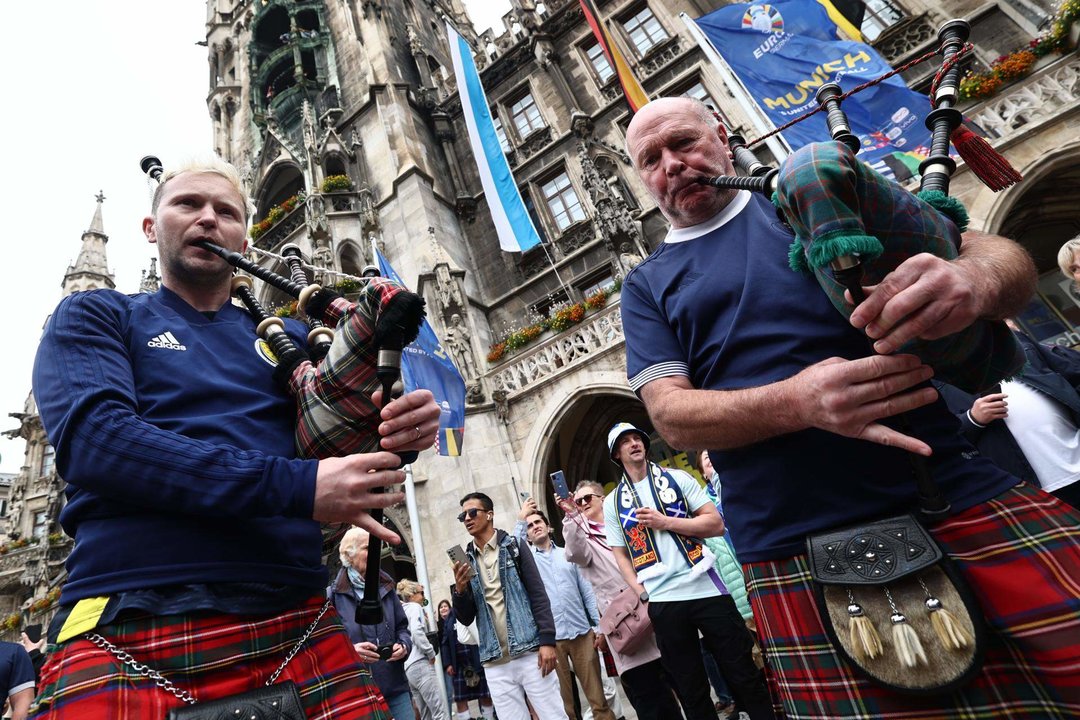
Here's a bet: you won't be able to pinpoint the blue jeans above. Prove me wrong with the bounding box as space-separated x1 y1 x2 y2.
385 690 417 720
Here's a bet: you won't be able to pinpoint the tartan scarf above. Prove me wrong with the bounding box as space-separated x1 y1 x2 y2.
617 463 708 580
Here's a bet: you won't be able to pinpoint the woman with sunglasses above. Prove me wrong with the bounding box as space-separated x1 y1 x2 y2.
558 482 684 720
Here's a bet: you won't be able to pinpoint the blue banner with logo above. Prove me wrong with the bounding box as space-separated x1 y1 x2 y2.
696 1 934 181
375 249 467 456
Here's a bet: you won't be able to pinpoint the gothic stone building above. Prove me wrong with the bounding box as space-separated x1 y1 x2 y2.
3 0 1077 618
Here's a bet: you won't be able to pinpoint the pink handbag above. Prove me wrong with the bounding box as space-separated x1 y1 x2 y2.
598 585 652 654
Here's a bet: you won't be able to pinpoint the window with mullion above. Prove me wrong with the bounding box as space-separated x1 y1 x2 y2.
509 92 545 138
585 41 615 84
541 172 586 232
861 0 904 41
492 111 511 153
623 6 668 57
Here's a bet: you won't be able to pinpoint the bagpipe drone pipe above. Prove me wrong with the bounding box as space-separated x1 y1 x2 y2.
698 19 1025 396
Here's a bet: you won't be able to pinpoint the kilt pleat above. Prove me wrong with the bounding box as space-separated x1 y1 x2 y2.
745 483 1080 719
31 595 390 720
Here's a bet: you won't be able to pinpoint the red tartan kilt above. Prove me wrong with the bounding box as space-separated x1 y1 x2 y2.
31 596 389 720
745 483 1080 719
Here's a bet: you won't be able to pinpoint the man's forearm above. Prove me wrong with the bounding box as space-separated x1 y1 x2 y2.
956 230 1036 320
667 507 725 538
643 379 804 451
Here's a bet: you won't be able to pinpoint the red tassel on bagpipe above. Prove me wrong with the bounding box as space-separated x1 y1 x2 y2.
950 125 1023 191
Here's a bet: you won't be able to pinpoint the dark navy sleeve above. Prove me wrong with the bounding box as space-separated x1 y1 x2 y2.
32 291 317 519
621 269 689 394
5 645 35 698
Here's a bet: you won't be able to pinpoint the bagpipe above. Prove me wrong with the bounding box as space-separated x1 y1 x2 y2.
698 19 1024 396
141 156 426 623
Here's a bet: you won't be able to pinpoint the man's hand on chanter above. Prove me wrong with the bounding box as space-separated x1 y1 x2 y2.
787 353 938 456
313 452 405 542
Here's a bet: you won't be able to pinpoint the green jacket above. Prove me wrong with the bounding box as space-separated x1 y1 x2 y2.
706 535 752 620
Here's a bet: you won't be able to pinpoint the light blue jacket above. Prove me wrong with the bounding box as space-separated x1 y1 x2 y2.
451 529 556 664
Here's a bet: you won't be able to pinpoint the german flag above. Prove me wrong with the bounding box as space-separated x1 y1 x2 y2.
579 0 649 113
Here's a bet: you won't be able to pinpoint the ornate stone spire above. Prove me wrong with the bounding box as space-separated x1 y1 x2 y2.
63 192 116 296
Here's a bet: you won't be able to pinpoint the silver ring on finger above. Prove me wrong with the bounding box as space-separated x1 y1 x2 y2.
414 425 422 441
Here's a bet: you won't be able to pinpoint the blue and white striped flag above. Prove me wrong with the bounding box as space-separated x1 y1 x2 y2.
447 22 542 253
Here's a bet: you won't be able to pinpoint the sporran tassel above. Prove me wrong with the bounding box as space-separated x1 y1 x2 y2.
846 589 883 661
885 587 927 668
921 578 973 650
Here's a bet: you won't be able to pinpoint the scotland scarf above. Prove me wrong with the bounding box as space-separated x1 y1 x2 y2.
617 463 714 580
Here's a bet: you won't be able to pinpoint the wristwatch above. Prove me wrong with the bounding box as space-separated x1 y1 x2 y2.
639 590 649 603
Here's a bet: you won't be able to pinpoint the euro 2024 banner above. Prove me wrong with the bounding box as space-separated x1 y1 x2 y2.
696 1 934 181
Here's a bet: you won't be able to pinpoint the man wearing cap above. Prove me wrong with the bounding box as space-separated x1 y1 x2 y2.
602 423 772 720
0 640 35 720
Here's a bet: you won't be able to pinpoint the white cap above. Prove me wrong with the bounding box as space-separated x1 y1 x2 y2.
606 422 650 464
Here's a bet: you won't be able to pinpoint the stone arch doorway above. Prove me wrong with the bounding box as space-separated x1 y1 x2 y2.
989 143 1080 273
984 144 1080 345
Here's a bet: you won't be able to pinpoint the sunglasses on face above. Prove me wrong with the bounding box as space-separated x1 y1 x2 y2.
575 493 601 506
457 508 487 523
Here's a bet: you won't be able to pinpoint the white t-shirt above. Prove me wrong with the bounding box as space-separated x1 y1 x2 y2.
1002 379 1080 492
603 465 720 603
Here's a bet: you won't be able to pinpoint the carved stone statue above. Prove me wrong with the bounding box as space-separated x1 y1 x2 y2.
434 264 465 313
306 193 330 241
619 242 643 272
444 314 477 380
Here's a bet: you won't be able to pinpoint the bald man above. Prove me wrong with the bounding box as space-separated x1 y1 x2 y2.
618 96 1080 719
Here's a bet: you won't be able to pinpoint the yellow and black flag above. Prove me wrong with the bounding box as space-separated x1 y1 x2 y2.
579 0 649 113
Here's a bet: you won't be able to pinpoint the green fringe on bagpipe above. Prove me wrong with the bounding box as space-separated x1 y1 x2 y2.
917 190 970 233
789 239 811 273
807 232 884 270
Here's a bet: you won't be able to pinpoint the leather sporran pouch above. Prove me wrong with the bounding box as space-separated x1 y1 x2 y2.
166 681 304 720
806 513 985 695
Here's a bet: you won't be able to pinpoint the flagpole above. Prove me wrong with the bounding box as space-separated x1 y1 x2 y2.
680 13 792 162
538 240 571 296
403 465 451 710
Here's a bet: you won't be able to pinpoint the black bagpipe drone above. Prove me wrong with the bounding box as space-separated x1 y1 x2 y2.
697 18 1024 398
142 156 425 624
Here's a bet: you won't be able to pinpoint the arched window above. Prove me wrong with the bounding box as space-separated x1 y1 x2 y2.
339 242 365 278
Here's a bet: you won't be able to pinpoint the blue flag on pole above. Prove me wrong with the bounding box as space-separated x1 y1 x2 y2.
447 22 543 253
696 2 935 180
375 249 467 456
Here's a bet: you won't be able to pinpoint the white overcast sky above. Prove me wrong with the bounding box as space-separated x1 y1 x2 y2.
0 1 510 473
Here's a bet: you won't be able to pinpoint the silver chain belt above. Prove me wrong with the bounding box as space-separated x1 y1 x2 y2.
85 598 333 706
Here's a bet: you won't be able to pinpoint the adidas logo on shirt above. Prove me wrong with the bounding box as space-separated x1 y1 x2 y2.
147 331 187 351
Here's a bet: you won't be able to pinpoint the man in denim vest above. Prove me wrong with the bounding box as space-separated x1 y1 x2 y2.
450 492 568 720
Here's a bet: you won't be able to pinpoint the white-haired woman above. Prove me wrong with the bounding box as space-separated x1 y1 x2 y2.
331 527 416 720
397 580 449 720
1058 235 1080 285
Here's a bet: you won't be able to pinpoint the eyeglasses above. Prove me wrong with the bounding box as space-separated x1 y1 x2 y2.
457 508 486 522
574 493 601 506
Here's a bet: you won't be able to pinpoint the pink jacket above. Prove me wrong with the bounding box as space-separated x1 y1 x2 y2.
562 511 662 673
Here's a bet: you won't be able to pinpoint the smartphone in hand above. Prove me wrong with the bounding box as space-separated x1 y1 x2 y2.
520 491 531 501
550 470 570 499
447 544 474 578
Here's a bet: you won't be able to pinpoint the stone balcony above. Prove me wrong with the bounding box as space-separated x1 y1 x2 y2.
488 300 624 400
252 198 308 251
964 53 1080 143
